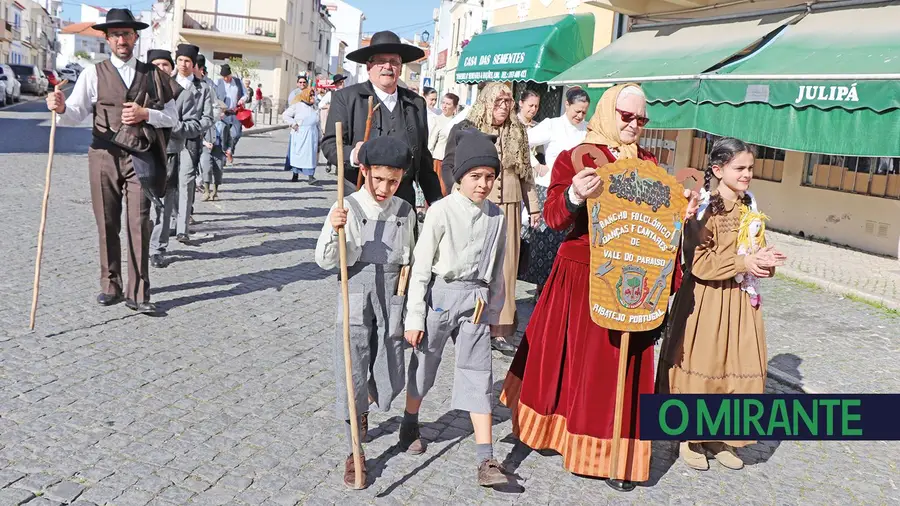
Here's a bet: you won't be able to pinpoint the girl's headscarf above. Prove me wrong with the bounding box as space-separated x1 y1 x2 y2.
465 82 531 181
583 83 644 160
292 87 315 106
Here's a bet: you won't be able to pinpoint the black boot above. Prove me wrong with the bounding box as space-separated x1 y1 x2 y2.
291 173 299 182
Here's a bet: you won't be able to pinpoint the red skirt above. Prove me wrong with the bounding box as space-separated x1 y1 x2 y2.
500 255 657 481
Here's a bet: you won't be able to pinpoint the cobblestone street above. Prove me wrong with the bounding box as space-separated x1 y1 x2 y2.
0 114 898 505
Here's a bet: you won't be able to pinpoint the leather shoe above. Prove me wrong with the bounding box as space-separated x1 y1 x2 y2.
477 459 509 487
606 479 637 492
125 299 158 315
398 423 427 454
176 233 192 244
491 336 516 353
96 292 123 306
150 254 167 268
343 453 367 489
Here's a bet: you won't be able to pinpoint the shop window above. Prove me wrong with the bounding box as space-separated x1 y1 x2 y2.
690 132 784 182
512 81 562 124
804 154 900 199
642 129 677 175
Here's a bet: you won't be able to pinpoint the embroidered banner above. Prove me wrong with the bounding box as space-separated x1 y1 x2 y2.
583 152 687 332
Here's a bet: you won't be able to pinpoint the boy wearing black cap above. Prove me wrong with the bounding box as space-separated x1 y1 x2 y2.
147 48 203 267
314 136 417 489
401 129 509 487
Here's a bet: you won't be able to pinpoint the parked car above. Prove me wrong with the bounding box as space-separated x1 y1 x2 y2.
0 79 6 106
10 64 49 95
44 69 60 88
58 68 78 83
0 64 21 105
64 62 84 76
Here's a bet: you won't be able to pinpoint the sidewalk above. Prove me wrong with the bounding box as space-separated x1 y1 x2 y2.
768 230 900 310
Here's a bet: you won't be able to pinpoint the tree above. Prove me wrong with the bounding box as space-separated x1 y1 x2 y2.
227 57 260 82
74 50 90 60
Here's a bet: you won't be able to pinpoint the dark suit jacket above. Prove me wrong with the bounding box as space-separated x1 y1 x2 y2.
321 81 443 206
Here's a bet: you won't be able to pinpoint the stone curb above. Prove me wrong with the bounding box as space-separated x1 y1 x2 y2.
776 266 900 312
243 124 289 136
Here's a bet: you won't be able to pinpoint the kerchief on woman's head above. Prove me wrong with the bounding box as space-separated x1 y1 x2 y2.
292 87 315 105
583 83 643 159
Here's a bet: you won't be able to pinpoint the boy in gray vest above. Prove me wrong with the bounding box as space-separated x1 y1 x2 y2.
314 136 417 489
401 129 510 487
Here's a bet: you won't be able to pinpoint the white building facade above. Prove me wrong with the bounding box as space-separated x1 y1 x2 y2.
322 0 363 83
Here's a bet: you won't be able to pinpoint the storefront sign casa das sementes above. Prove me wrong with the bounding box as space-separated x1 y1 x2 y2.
458 51 529 81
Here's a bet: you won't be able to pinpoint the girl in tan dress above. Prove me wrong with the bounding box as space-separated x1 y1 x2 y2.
658 137 786 471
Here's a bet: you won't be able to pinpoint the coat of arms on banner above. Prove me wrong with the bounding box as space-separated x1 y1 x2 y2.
579 149 688 332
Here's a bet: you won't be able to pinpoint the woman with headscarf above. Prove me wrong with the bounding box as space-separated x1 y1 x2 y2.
500 84 698 492
442 82 540 353
282 88 320 183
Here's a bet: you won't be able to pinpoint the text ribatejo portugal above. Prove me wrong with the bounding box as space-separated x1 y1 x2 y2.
580 150 687 331
640 395 900 440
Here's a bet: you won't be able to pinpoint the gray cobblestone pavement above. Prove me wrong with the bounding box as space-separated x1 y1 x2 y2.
1 116 898 505
767 230 900 310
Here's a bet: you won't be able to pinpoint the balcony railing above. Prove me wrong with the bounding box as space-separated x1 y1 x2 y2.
182 10 278 40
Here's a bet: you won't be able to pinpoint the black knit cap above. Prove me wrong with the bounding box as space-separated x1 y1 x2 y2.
453 129 500 182
196 54 206 67
147 49 173 67
220 64 232 77
175 44 200 64
358 136 411 170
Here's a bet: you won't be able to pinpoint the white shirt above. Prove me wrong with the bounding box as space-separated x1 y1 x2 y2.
57 55 178 128
372 85 398 112
404 191 507 331
315 189 416 271
527 115 588 187
428 113 454 160
175 72 194 90
318 91 332 110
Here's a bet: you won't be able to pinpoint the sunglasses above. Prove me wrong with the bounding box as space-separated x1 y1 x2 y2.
616 108 650 127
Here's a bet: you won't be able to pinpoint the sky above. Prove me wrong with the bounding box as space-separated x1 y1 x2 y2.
60 0 439 40
60 0 156 22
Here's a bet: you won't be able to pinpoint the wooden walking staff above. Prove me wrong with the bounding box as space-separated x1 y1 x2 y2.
609 331 631 481
335 122 365 489
29 80 68 330
355 96 381 190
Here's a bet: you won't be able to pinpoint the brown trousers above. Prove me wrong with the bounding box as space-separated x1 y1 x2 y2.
88 146 152 303
491 201 521 338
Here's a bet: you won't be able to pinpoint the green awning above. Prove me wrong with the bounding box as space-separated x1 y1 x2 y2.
695 3 900 156
455 14 594 84
548 13 798 103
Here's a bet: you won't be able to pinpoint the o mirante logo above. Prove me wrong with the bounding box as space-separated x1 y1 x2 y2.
640 395 900 440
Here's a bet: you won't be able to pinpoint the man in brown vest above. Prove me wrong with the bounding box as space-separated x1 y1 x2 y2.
46 8 178 314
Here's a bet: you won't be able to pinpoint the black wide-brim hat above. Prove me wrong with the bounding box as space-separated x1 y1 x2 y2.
92 8 149 31
346 30 425 64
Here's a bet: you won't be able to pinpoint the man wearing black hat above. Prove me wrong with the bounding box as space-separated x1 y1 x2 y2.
193 54 221 190
321 30 443 208
46 8 178 314
215 63 247 164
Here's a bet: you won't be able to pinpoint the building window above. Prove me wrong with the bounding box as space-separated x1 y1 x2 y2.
213 51 242 61
690 132 785 183
287 1 294 25
99 42 105 53
318 33 322 51
804 154 900 199
642 129 678 175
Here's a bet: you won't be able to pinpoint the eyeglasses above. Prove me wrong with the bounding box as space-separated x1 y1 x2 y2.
369 57 402 68
493 98 512 107
616 108 650 127
107 31 135 41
